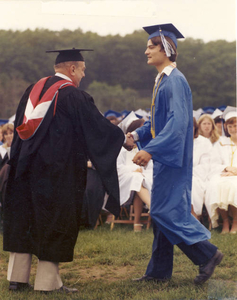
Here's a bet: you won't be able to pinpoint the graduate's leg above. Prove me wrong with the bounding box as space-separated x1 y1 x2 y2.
7 252 32 283
218 208 230 233
229 205 237 233
137 186 150 209
145 223 173 279
34 260 63 291
191 205 200 221
133 193 143 232
177 240 218 265
178 240 223 284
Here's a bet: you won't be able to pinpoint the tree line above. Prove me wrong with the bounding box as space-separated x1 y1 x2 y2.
0 28 235 119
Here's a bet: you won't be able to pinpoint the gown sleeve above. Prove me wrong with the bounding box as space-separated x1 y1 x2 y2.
135 120 152 148
69 90 125 216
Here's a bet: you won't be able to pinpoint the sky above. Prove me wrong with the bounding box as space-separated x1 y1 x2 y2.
0 0 236 43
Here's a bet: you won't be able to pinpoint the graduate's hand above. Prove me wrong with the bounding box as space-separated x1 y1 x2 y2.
123 133 135 151
224 166 237 176
221 171 235 177
133 167 143 173
132 150 152 167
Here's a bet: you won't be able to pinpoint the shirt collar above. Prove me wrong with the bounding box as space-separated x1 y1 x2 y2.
155 62 176 83
55 72 72 82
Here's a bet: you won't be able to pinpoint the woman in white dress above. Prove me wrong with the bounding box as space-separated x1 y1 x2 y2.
115 112 152 232
0 123 14 169
205 108 237 234
191 117 212 220
197 114 220 145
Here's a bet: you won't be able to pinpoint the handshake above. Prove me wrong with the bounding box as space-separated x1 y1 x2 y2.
123 133 152 167
123 133 135 151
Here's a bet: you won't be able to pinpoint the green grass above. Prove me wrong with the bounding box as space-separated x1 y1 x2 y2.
0 225 236 299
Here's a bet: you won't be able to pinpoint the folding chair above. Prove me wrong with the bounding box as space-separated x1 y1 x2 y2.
110 205 151 230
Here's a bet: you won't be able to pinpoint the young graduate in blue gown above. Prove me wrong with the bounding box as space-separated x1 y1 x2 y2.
129 23 223 284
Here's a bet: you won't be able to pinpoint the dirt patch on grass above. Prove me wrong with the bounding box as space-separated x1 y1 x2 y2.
61 265 137 282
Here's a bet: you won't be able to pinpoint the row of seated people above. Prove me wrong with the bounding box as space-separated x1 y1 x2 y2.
1 106 237 235
97 107 237 234
191 107 237 234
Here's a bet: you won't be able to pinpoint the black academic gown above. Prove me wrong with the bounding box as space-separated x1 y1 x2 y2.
3 76 124 262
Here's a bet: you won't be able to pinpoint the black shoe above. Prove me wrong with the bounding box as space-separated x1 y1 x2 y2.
194 250 224 285
133 275 169 282
9 281 33 291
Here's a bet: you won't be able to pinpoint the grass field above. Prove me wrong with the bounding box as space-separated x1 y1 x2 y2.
0 223 236 300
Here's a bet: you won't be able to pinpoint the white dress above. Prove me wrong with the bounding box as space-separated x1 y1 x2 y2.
205 136 237 227
117 147 153 206
0 145 7 160
192 135 212 216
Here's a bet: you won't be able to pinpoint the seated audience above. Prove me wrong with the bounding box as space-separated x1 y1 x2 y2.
205 106 237 234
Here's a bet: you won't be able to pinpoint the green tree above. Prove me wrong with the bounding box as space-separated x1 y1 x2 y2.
0 29 235 118
87 80 146 113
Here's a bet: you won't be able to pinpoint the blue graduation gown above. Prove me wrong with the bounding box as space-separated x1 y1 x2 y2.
136 68 210 245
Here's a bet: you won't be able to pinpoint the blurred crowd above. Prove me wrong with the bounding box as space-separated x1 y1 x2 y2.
1 104 237 234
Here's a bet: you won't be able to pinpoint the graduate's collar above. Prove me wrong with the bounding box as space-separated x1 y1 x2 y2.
55 72 72 82
155 62 176 83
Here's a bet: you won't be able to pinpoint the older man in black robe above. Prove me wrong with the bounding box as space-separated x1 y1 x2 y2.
3 48 130 293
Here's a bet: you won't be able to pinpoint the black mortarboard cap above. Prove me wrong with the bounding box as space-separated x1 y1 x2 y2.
46 48 93 64
143 23 184 48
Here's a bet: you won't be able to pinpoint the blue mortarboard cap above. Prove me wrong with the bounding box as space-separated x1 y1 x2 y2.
104 110 122 118
0 119 8 126
143 23 184 48
121 110 131 117
218 105 227 112
202 106 216 114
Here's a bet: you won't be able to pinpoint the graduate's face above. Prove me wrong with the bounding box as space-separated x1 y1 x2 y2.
199 118 212 136
226 119 237 138
4 129 13 146
72 61 86 87
215 122 223 136
145 40 166 68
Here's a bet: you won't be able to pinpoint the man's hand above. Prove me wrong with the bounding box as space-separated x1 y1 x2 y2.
123 133 135 151
132 150 152 167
